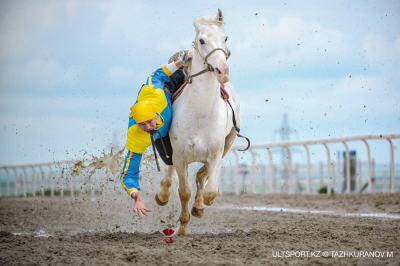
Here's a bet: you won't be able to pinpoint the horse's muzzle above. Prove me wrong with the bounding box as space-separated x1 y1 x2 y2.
215 67 230 84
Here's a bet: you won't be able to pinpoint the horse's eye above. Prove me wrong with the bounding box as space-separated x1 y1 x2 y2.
199 39 205 45
225 37 228 42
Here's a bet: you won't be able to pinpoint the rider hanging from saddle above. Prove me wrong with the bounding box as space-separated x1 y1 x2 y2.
120 51 188 218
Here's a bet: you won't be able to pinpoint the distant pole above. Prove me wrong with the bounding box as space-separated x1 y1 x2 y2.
273 113 297 193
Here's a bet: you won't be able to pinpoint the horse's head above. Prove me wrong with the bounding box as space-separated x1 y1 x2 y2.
193 9 230 84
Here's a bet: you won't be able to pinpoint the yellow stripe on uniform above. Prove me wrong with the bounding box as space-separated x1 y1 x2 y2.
121 151 138 194
128 187 138 194
148 70 155 86
162 65 172 76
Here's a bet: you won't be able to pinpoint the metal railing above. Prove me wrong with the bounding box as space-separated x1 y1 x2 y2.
219 158 400 194
227 133 400 194
0 160 82 198
0 133 399 197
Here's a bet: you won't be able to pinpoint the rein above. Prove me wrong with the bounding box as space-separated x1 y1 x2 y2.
183 65 213 84
183 47 230 84
150 129 169 172
220 84 251 152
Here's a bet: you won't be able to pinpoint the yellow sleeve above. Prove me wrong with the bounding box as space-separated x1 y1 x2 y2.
126 124 152 154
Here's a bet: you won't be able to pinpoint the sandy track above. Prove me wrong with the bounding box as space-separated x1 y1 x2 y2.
1 193 399 265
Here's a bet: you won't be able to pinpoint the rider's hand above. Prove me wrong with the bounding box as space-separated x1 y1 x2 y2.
174 60 184 68
131 192 151 219
186 50 193 61
177 50 186 62
177 50 193 64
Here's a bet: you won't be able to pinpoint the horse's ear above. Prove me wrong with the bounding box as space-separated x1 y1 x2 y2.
217 9 224 22
193 18 200 34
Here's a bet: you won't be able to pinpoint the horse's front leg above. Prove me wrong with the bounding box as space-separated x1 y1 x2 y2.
155 165 175 206
203 155 223 206
191 165 208 218
175 162 191 236
203 128 237 205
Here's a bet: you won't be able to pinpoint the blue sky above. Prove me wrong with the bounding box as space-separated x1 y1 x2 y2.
0 0 399 166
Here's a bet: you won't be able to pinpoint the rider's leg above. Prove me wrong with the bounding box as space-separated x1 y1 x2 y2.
164 67 185 94
154 133 173 165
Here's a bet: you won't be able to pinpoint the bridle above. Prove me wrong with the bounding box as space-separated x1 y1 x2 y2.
183 40 231 84
179 39 250 152
203 47 231 64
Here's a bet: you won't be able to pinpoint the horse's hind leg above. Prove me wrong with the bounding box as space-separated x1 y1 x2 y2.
155 165 175 206
175 163 191 236
222 128 237 158
191 165 207 218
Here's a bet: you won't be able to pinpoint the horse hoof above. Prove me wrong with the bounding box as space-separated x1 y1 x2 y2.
191 206 204 218
177 227 188 236
203 199 215 206
155 194 168 206
203 190 218 206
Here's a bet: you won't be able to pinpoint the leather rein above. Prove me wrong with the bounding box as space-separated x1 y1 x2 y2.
183 47 230 84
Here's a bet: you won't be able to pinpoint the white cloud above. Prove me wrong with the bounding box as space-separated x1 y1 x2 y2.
99 0 147 44
0 1 63 58
0 113 119 165
228 15 348 74
0 94 133 121
0 94 132 165
106 65 136 85
66 0 79 16
237 74 400 129
363 33 400 75
0 59 80 93
98 0 198 59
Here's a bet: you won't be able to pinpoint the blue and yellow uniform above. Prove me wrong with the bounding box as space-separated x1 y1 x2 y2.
120 62 178 196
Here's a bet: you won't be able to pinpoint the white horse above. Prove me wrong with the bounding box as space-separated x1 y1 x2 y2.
156 9 243 236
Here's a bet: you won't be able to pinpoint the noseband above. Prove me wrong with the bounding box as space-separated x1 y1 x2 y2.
203 47 231 65
183 42 231 84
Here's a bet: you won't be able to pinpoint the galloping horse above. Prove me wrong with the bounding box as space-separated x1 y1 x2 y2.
156 9 242 236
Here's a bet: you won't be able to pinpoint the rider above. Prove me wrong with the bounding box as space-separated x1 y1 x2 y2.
120 52 187 219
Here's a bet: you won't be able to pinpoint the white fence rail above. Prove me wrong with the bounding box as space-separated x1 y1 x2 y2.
220 159 399 194
0 133 399 197
225 133 400 194
1 160 67 197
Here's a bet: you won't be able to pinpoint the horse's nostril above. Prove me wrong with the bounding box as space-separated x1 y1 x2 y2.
216 68 221 74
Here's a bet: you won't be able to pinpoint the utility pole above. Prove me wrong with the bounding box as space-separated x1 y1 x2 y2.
274 113 297 192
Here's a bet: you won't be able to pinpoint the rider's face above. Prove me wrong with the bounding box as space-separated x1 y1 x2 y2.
138 116 157 133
